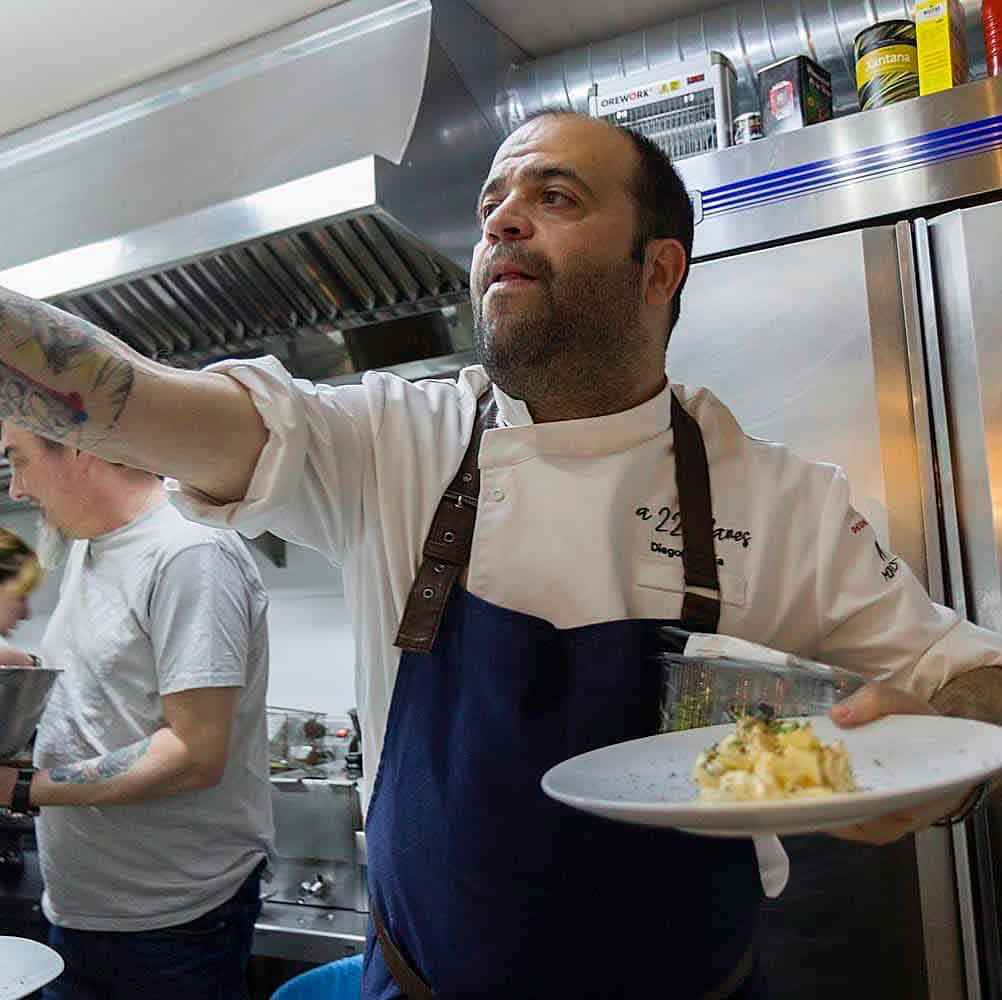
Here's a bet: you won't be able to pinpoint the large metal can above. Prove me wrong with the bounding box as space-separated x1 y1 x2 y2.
855 21 920 110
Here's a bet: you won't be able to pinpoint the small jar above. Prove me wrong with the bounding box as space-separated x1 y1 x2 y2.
733 112 764 145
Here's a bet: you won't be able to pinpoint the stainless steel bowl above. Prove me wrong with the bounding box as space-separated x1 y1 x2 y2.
659 652 866 733
0 665 62 760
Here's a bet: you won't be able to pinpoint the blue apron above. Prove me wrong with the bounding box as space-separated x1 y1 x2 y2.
363 391 765 999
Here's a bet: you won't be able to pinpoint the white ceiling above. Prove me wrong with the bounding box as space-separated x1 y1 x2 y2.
0 0 345 137
468 0 712 57
0 0 708 139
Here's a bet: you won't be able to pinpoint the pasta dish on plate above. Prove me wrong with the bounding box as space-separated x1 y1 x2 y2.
692 707 858 802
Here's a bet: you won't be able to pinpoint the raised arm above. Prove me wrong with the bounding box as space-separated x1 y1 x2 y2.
0 286 267 502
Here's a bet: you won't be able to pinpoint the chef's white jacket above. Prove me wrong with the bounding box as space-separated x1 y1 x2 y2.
169 358 1002 896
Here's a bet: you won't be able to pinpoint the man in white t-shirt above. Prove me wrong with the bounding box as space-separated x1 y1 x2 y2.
0 110 1001 997
0 425 272 1000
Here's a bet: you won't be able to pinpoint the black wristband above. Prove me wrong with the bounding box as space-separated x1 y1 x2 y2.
934 781 991 827
10 772 37 816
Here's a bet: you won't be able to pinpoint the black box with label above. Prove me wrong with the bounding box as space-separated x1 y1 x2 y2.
757 55 833 136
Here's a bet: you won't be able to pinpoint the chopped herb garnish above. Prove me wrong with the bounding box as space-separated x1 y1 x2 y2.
728 702 778 725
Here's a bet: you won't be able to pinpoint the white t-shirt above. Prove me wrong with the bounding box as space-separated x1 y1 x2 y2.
169 359 1002 895
34 501 274 931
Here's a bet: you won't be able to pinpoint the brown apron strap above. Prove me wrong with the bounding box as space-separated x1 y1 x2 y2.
394 390 498 653
671 392 722 633
699 942 757 1000
372 904 435 999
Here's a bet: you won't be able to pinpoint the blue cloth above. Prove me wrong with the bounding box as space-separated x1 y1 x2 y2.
271 955 364 1000
42 861 263 1000
363 587 765 999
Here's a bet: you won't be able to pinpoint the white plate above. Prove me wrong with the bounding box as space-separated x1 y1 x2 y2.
0 937 64 999
541 715 1002 837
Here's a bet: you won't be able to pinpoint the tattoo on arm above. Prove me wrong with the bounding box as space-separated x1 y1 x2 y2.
48 737 153 785
0 288 136 448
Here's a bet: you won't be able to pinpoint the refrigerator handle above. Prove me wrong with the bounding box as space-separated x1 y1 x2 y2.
910 220 967 617
895 221 947 606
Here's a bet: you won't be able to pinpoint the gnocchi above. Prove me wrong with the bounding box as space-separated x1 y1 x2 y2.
693 712 858 802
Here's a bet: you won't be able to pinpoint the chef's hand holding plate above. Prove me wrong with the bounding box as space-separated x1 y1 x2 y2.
828 682 974 844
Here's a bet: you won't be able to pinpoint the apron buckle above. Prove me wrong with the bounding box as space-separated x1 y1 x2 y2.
443 490 477 510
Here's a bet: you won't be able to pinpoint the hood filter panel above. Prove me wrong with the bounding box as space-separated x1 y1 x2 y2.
53 214 470 367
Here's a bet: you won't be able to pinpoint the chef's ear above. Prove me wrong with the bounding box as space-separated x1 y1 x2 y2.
642 238 686 308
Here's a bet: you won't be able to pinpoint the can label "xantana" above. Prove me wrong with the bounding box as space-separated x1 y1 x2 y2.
854 20 920 110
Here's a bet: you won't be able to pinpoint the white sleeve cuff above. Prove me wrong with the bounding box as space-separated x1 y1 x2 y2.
166 355 309 538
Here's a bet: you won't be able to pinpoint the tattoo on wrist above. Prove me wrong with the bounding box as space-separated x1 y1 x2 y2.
0 290 135 446
49 737 152 785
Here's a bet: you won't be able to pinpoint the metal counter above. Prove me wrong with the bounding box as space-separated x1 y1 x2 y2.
253 777 368 964
253 900 367 965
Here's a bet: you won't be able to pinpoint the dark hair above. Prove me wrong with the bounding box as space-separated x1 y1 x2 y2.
517 108 694 338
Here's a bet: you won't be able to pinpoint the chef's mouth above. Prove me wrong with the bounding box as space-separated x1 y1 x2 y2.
484 270 541 292
493 270 536 282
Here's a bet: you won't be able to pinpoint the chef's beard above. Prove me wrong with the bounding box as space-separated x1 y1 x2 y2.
35 517 69 571
471 245 647 408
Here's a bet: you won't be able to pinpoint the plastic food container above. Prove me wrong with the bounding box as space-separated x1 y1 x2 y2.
659 648 867 733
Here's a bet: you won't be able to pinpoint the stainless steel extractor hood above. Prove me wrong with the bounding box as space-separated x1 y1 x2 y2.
0 0 521 369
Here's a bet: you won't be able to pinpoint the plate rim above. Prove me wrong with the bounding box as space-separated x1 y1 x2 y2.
541 713 1002 825
0 935 65 993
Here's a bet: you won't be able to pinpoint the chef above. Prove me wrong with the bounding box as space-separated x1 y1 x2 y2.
0 109 1001 998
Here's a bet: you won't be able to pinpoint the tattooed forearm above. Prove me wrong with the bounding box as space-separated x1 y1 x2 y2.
48 737 152 785
0 286 137 449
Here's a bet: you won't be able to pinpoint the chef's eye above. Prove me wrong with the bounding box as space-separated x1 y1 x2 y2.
542 189 573 206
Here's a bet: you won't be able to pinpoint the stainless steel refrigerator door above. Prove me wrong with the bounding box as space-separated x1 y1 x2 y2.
667 224 964 1000
928 201 1002 1000
669 225 929 582
929 202 1002 633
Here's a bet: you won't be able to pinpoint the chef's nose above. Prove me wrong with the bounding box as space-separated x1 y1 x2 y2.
7 473 24 502
483 196 534 245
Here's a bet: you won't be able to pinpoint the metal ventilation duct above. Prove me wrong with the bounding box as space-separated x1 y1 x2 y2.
48 215 470 368
501 0 988 123
0 0 522 368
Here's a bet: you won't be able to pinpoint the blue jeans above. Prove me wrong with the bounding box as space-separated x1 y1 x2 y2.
42 860 264 1000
